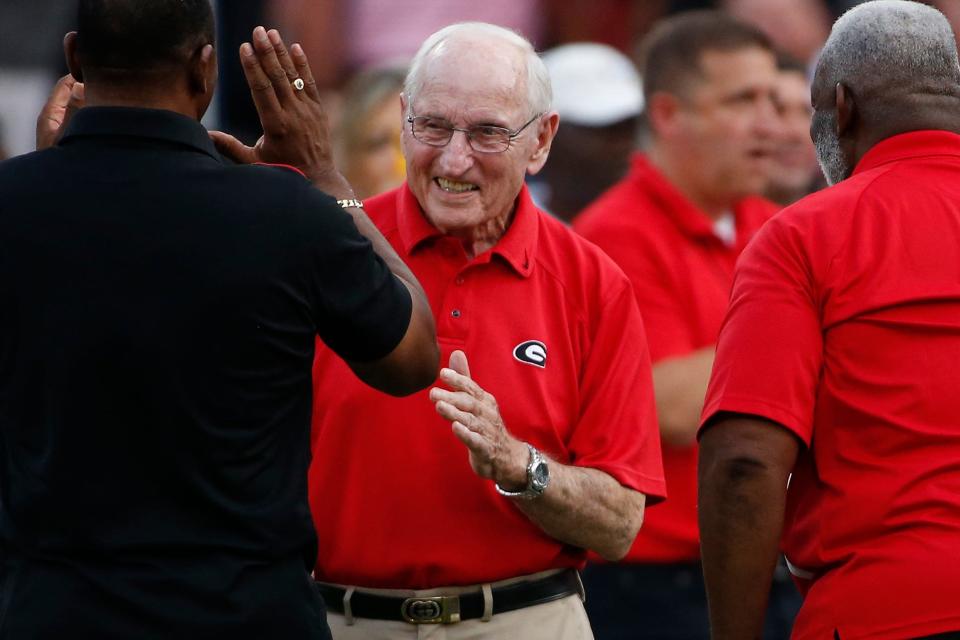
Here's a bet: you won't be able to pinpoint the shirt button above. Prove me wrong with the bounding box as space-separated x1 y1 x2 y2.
455 277 465 286
451 309 462 319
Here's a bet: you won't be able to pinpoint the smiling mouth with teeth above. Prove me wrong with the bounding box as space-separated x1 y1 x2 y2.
436 177 479 193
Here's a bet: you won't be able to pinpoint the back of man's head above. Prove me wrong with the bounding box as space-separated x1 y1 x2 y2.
637 10 773 107
816 0 960 104
76 0 214 84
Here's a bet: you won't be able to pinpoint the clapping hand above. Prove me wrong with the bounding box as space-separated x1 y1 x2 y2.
429 351 529 490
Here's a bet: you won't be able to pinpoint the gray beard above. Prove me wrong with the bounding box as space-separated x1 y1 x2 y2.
812 110 849 186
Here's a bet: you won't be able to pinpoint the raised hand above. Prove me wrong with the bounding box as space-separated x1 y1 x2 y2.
209 26 352 198
429 350 529 489
36 74 85 151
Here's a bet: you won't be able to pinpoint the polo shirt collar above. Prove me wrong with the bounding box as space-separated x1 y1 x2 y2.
854 130 960 175
628 153 720 241
395 182 539 278
59 106 220 162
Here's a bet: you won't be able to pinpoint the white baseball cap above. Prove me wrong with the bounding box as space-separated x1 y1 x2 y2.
542 42 644 127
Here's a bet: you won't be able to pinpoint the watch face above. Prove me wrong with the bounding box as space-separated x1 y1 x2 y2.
532 461 549 489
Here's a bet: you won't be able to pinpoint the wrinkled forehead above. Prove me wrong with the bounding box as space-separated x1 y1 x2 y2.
411 39 530 120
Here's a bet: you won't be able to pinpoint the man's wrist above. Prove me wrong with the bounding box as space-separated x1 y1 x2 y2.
495 439 532 490
309 169 355 201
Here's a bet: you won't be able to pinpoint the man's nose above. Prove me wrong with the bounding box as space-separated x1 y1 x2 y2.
438 130 475 174
755 96 782 139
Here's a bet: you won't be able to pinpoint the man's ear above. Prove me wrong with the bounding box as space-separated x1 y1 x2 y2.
64 32 83 82
526 111 560 176
646 91 682 139
835 82 856 139
190 44 216 96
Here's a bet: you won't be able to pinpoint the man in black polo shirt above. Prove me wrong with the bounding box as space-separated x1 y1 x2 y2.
0 1 438 638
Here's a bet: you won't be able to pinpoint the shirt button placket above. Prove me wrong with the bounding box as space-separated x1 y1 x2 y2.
442 270 469 340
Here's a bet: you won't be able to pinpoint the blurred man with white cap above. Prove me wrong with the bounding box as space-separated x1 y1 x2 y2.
575 11 800 639
533 43 643 223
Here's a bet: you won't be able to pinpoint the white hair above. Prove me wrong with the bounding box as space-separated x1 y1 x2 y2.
816 0 960 97
403 22 552 118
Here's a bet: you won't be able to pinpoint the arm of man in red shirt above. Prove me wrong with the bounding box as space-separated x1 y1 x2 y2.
698 414 800 640
653 348 715 447
430 350 647 561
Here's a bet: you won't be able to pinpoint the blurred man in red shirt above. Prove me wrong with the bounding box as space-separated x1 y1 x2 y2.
575 11 799 639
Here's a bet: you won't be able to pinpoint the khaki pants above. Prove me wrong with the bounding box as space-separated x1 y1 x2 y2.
323 570 595 640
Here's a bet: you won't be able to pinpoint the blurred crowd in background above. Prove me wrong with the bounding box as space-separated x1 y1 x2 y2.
2 0 959 215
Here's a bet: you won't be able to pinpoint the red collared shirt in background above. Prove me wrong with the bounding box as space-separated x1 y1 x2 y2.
309 183 666 589
700 131 960 640
575 154 777 563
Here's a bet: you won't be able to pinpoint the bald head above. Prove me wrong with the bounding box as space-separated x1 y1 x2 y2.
815 0 960 102
403 22 552 118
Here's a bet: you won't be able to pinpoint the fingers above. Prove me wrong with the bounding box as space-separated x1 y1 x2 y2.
266 29 299 85
64 81 85 126
438 365 485 398
451 421 492 460
239 41 283 124
208 130 257 164
250 26 297 105
434 399 483 432
429 386 480 412
449 350 471 378
36 74 78 150
290 43 322 102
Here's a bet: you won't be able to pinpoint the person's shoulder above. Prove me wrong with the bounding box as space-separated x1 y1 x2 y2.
0 148 66 197
574 172 651 234
769 171 878 233
536 210 634 299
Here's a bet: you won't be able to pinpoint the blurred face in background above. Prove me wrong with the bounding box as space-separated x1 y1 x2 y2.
335 69 408 200
654 46 780 208
342 93 405 199
767 68 820 203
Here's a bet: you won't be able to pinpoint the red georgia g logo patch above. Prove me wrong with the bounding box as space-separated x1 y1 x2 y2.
513 340 547 368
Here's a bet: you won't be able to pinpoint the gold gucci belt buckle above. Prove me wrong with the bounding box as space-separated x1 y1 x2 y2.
400 595 461 624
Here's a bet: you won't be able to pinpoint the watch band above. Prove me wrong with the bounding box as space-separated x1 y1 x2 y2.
496 444 548 500
336 198 364 209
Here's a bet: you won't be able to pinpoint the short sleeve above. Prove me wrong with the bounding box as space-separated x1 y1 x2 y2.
299 187 412 363
698 218 823 444
568 280 667 503
579 226 693 362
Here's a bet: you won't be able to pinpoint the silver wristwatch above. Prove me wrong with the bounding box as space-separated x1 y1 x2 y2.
496 443 550 499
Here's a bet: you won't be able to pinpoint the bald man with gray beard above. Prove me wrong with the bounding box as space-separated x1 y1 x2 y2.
698 1 960 638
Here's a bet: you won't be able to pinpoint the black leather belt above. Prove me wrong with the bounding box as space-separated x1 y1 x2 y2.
316 569 581 624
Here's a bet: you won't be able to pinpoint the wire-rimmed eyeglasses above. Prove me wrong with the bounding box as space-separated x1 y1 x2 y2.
406 113 543 153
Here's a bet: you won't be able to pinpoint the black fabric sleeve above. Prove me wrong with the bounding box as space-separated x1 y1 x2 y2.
297 186 412 363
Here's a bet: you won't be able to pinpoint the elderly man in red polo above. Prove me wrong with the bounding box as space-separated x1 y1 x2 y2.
306 21 665 640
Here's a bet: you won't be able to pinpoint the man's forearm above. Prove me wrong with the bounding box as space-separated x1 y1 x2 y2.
652 347 715 447
514 463 645 561
698 417 798 640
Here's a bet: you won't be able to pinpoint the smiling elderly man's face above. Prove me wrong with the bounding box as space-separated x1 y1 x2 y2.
401 36 549 237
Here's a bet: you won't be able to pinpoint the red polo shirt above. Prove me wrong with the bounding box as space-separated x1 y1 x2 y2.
700 131 960 639
575 154 776 563
309 183 666 589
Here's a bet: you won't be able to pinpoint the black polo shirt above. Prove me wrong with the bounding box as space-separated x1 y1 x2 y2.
0 107 412 638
